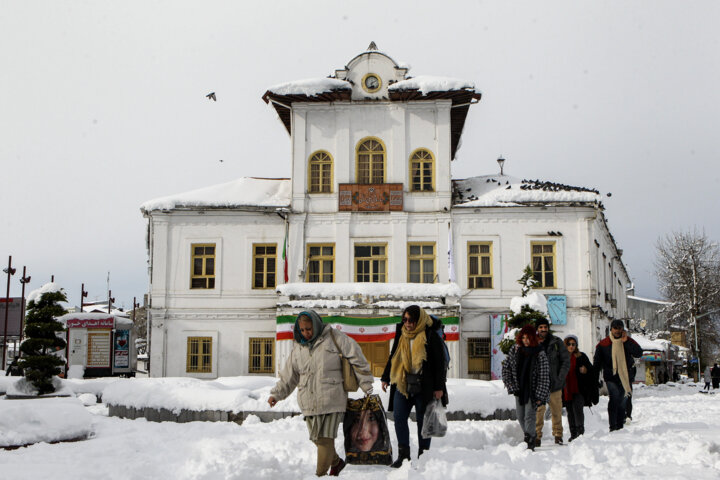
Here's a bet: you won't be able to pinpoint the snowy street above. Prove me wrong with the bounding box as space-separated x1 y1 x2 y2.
2 382 719 479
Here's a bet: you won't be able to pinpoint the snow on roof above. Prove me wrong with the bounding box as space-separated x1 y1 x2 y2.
27 282 64 303
278 282 461 299
627 295 671 305
141 177 291 212
453 175 601 207
266 77 351 97
633 333 670 351
388 75 475 95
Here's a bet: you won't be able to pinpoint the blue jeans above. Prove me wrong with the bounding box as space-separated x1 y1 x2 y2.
515 397 537 437
393 390 431 450
606 380 627 430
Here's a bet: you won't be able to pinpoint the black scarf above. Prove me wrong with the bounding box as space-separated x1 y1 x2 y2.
517 345 542 404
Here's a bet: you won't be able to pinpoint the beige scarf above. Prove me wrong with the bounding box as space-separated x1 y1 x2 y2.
611 335 632 397
390 309 431 398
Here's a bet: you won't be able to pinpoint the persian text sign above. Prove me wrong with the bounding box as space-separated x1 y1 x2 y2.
546 295 567 325
66 318 114 328
338 184 403 211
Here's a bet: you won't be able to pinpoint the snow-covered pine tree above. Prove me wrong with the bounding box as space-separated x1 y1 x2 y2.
655 230 720 371
499 266 551 354
19 284 68 395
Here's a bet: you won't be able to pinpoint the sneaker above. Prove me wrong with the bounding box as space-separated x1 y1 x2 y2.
554 436 564 445
329 458 346 476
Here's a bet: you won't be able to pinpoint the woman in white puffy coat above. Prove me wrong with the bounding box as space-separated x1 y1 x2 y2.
268 310 373 476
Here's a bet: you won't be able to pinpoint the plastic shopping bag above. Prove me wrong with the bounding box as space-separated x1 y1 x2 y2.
421 398 447 438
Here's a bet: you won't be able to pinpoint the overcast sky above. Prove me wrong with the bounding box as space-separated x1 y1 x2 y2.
1 1 718 309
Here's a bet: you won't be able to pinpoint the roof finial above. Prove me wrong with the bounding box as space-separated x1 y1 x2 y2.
367 41 378 51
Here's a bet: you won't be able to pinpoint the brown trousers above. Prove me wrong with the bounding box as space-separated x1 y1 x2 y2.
313 437 341 476
536 389 563 438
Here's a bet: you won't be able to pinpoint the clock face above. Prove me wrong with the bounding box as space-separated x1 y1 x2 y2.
362 73 381 93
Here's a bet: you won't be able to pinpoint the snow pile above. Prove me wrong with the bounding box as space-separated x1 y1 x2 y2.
454 175 601 207
633 334 671 351
6 376 74 397
509 292 548 316
389 75 475 95
266 77 351 97
26 282 64 303
67 365 85 380
0 397 93 448
140 177 291 212
278 282 462 299
99 376 513 415
285 299 447 310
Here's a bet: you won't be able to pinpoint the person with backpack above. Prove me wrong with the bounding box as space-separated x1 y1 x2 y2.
534 318 571 446
381 305 448 468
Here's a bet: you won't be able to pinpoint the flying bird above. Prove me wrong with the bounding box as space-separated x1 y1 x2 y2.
206 92 216 101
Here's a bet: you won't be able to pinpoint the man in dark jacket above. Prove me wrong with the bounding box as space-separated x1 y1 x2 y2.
534 318 570 446
593 319 643 432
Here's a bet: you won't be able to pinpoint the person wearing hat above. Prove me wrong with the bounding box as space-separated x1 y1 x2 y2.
593 319 643 432
562 335 598 441
533 318 570 446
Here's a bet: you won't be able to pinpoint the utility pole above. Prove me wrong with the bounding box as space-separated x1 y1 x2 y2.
19 267 31 342
80 283 88 312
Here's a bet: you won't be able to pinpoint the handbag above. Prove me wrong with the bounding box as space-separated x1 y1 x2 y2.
330 328 359 392
406 373 422 396
343 394 393 465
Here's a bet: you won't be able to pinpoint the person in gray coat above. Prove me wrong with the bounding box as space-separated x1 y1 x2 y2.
534 318 570 446
268 310 373 476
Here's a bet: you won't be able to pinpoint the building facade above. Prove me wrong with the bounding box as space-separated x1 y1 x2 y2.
142 45 631 380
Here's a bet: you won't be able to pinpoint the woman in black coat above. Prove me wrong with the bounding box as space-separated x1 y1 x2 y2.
562 335 598 441
381 305 448 468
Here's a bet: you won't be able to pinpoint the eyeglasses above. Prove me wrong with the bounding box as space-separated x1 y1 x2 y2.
402 317 416 324
566 342 577 346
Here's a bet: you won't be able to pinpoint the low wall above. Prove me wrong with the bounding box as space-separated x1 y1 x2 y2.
108 404 516 424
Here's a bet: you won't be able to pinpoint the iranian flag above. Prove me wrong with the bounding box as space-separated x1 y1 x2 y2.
282 222 289 283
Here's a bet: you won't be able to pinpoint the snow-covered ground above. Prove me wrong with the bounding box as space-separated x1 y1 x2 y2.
1 378 719 479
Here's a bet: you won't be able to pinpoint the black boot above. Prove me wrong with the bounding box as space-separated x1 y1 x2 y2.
391 445 411 468
527 435 537 451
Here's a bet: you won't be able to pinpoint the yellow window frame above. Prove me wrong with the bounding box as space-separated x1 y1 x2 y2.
253 243 277 289
468 242 493 289
248 337 275 374
355 137 386 184
306 243 335 283
190 243 216 289
186 336 212 373
308 150 333 193
409 148 435 192
407 242 436 283
467 337 491 375
531 241 556 288
354 242 387 283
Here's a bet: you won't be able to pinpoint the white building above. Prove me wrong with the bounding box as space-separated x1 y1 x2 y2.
141 44 631 380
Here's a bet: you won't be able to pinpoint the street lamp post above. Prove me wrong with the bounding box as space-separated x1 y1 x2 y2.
19 267 31 342
2 256 17 368
80 283 88 312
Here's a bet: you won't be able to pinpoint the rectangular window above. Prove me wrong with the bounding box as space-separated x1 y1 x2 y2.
354 243 387 282
248 338 275 374
190 244 216 289
253 244 277 289
531 241 556 288
186 336 212 373
307 244 335 283
467 337 490 375
468 242 493 289
408 242 436 283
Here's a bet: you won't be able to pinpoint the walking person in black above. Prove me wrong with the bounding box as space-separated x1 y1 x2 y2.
562 335 598 441
593 320 642 431
534 318 570 446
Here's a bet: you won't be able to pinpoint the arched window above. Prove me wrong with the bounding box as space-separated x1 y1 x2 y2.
308 151 333 193
356 138 385 184
410 149 434 191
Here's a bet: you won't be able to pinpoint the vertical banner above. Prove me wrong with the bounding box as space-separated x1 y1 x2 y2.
114 330 130 368
490 314 509 380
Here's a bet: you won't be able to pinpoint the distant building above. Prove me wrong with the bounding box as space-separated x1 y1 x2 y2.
626 294 670 333
141 45 632 380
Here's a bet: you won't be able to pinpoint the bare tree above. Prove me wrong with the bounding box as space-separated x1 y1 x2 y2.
655 230 720 370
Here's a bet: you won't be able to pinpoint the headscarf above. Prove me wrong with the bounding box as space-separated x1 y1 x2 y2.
389 307 432 398
293 310 325 348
